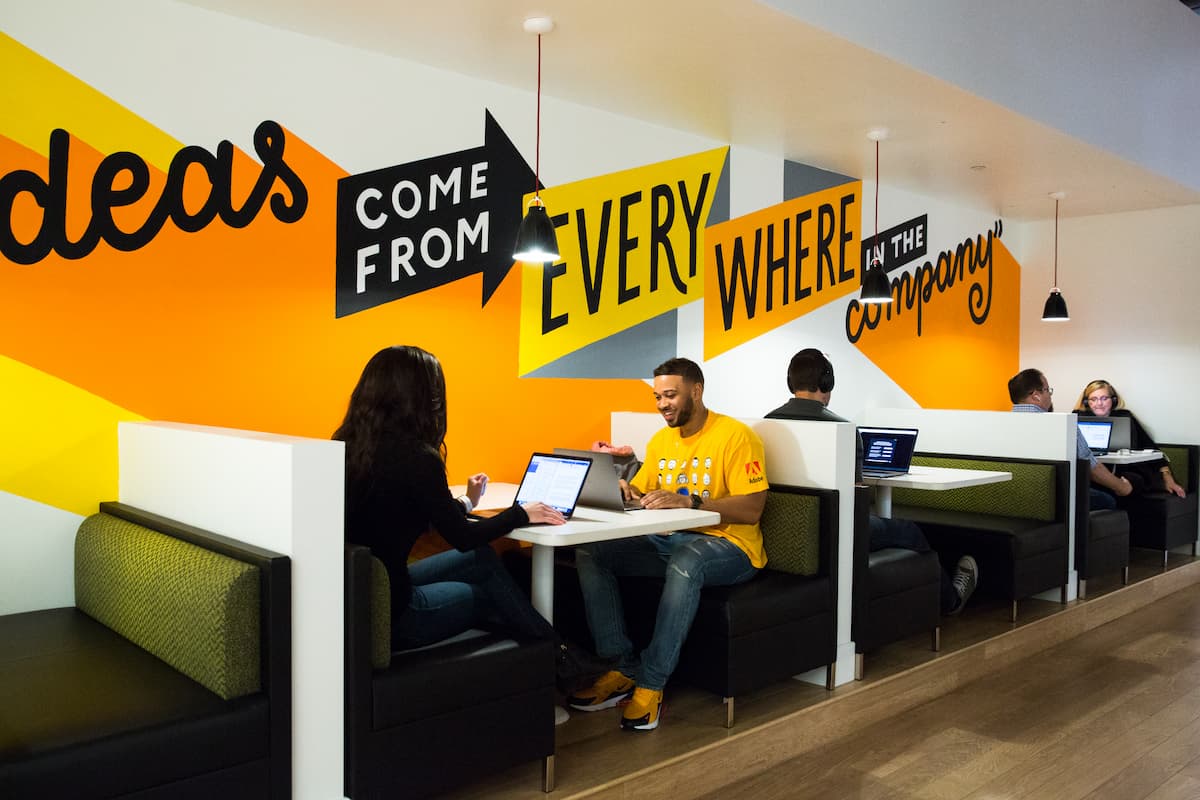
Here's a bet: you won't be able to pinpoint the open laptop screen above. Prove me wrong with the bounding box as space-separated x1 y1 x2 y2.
856 426 918 475
1078 419 1113 453
513 453 593 517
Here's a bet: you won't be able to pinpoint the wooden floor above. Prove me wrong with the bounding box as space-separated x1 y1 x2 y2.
444 548 1200 800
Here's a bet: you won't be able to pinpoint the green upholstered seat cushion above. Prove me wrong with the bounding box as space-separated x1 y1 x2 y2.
74 513 260 700
370 556 392 669
760 491 821 576
891 457 1057 522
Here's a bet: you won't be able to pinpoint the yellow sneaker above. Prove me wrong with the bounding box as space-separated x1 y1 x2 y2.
566 670 635 711
620 687 663 731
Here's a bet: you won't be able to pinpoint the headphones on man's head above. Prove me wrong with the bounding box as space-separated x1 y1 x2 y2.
816 354 835 393
788 348 835 394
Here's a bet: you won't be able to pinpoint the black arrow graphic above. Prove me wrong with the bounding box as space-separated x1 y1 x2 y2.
334 110 537 317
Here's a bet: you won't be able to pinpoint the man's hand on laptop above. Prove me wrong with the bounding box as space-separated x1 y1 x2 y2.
637 490 690 509
619 479 642 502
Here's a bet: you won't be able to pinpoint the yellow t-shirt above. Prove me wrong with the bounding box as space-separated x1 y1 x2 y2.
630 411 768 567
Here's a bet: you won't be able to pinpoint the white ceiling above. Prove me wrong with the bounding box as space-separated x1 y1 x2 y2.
178 0 1200 222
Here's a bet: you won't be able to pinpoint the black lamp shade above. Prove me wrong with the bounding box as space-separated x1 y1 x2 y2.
1041 288 1070 321
860 263 893 303
513 202 560 262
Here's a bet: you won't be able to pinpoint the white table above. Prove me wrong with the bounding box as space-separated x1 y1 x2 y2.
863 465 1012 518
505 506 721 621
1097 449 1162 465
456 482 721 621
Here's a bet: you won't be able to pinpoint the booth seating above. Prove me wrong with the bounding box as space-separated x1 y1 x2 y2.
890 455 1070 623
0 502 292 800
508 484 839 728
344 545 556 799
1121 443 1199 567
851 487 941 679
1074 458 1131 599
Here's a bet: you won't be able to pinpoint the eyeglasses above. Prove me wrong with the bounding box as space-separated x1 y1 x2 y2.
1087 395 1113 404
1038 386 1054 395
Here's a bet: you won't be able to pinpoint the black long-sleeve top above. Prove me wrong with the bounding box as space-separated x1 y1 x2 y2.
344 435 529 612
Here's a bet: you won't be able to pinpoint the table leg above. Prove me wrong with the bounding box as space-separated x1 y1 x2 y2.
530 544 555 622
875 485 893 519
529 544 570 725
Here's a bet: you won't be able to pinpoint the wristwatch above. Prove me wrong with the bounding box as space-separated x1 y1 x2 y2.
690 493 703 509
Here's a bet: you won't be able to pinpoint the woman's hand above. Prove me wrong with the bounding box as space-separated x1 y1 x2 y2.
1165 478 1187 498
522 502 566 525
466 472 488 508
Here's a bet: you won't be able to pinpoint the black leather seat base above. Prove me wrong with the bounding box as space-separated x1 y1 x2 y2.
0 608 269 799
893 507 1068 601
373 631 555 729
1123 492 1199 552
856 548 941 654
1082 510 1130 580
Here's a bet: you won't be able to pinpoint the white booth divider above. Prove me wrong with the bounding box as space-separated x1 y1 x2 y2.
859 408 1081 601
611 412 858 687
0 494 81 615
118 421 345 800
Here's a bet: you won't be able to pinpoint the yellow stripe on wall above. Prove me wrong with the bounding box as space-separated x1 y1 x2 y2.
0 355 145 515
0 32 181 170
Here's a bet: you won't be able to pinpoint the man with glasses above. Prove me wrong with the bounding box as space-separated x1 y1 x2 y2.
1008 368 1131 510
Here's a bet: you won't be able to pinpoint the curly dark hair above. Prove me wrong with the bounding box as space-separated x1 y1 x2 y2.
333 346 448 485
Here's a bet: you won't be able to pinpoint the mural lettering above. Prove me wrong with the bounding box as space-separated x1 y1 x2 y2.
702 183 860 360
517 148 727 376
845 222 1000 343
335 111 534 315
713 192 855 331
541 176 710 334
0 120 307 265
860 214 927 274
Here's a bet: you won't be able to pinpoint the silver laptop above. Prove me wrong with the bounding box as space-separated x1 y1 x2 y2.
1077 419 1114 455
856 426 918 479
553 448 643 511
1105 415 1132 451
513 452 593 519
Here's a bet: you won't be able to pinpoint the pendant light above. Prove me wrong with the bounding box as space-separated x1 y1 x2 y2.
512 17 561 263
860 128 893 304
1041 191 1070 321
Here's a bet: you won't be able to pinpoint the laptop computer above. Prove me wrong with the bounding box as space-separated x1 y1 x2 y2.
1104 415 1131 451
513 452 593 519
554 447 643 511
1077 419 1114 455
856 426 919 479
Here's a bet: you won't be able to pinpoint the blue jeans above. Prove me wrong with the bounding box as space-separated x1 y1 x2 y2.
1090 487 1117 511
392 545 557 650
575 533 758 691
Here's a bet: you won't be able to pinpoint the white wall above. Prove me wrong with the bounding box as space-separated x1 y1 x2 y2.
1017 204 1200 446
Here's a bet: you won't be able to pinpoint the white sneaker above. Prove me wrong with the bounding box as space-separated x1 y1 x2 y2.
948 555 979 615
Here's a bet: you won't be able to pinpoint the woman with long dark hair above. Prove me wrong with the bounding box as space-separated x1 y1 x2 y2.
334 345 568 650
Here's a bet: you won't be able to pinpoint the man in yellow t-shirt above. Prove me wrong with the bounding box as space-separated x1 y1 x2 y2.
566 358 768 731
